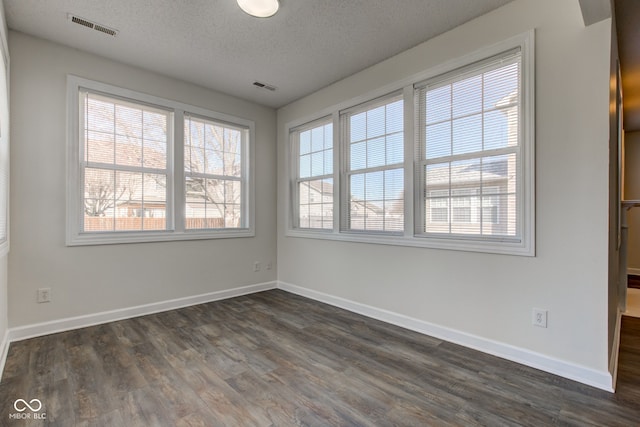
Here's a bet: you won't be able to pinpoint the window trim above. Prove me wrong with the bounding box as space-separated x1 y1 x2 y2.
285 31 534 256
67 75 255 246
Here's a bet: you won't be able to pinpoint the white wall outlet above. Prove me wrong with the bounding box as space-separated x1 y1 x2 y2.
253 261 261 272
533 308 548 328
37 288 51 303
266 261 272 270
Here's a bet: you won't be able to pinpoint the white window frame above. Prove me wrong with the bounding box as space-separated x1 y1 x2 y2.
290 117 334 231
285 31 534 256
340 92 405 235
67 76 255 246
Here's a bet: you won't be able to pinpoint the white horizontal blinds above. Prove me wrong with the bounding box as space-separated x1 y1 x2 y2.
184 114 245 229
418 49 521 238
344 94 404 232
296 120 333 229
81 91 170 233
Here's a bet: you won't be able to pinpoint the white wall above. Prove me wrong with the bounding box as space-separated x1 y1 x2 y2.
0 0 9 364
8 31 277 327
624 131 640 271
278 0 611 378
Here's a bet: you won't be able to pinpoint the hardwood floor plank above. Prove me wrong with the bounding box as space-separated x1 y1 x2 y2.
2 289 640 426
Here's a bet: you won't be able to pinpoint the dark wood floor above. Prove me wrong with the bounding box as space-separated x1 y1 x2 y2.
1 290 639 426
628 275 640 289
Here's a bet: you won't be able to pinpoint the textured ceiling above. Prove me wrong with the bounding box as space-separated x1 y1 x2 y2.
4 0 514 108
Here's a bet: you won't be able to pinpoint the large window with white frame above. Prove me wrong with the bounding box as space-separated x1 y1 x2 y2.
416 48 522 241
67 76 254 245
290 118 334 230
287 32 533 256
341 94 404 233
184 114 247 230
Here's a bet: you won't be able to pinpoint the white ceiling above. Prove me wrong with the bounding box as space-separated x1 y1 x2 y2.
4 0 514 108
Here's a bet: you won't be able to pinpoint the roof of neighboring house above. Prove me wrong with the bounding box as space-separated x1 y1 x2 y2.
426 157 510 187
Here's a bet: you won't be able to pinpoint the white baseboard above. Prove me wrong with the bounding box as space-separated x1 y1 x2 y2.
627 267 640 276
610 309 622 391
7 281 277 343
277 281 614 392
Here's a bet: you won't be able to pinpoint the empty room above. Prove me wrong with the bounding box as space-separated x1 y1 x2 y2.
0 0 638 425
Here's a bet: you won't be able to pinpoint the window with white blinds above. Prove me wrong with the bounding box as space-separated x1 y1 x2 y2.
342 94 404 233
67 76 254 245
81 91 170 233
285 32 533 255
416 49 522 240
184 115 247 230
291 119 333 230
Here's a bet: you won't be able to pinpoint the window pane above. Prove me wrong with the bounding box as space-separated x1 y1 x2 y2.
300 154 311 178
86 130 114 164
366 106 385 138
311 126 324 152
452 114 482 155
143 138 167 169
184 115 246 230
82 92 170 234
420 52 521 240
367 137 385 168
386 133 403 165
426 85 451 125
115 105 143 138
350 112 366 142
344 95 404 233
298 178 333 230
300 130 311 155
350 141 366 170
426 121 451 159
386 100 403 134
349 168 403 232
298 121 333 181
452 75 482 118
84 168 115 220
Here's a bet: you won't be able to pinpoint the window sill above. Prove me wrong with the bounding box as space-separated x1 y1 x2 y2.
286 228 534 256
67 229 255 246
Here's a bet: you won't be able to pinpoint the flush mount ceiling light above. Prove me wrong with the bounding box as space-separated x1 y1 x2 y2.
237 0 279 18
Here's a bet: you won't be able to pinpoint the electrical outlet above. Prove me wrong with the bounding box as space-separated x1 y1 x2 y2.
266 261 272 270
533 308 547 328
37 288 51 303
253 261 261 272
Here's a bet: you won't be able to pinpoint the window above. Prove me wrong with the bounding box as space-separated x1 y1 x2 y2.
342 95 404 233
67 76 254 245
81 92 170 233
286 32 533 256
291 119 334 230
184 115 247 230
417 49 521 240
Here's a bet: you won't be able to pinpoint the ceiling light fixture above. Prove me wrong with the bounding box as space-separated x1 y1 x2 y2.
237 0 279 18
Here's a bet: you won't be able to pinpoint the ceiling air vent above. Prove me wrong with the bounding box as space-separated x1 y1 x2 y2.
68 14 118 37
253 81 277 92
